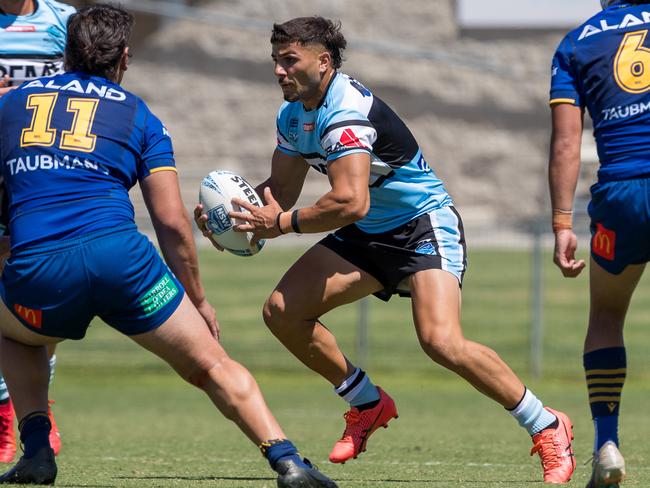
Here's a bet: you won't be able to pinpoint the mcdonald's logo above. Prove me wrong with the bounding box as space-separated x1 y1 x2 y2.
592 223 615 261
13 304 42 328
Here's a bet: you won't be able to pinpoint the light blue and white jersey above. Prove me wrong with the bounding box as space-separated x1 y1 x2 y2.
276 72 452 234
0 0 75 84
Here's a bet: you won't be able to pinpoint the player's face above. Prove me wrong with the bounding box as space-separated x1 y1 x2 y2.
272 42 330 108
0 0 35 15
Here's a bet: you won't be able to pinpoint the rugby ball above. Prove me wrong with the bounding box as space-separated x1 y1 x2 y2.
199 170 265 256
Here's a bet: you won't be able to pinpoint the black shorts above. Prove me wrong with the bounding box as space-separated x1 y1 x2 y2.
320 206 467 301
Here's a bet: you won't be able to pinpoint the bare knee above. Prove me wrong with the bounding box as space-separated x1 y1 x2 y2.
418 328 468 370
263 291 292 336
183 356 258 420
182 354 224 389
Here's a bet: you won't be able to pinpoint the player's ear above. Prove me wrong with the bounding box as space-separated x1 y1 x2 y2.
120 47 130 72
318 50 332 74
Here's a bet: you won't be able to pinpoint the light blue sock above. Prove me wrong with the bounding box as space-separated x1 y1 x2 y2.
334 368 380 408
508 388 557 435
48 354 56 386
0 375 8 403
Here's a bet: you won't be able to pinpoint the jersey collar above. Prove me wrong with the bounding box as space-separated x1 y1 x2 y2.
305 70 338 112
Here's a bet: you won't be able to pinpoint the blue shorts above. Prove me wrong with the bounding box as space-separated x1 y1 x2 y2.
0 223 185 339
320 205 467 301
588 177 650 274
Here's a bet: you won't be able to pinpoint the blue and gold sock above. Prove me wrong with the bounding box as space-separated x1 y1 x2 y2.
260 439 309 472
19 412 51 458
584 347 626 450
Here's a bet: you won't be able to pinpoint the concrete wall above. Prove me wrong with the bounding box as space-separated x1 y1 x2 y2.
119 0 596 240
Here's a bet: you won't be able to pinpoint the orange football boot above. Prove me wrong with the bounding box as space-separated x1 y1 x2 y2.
0 401 16 463
530 408 576 484
329 387 398 464
47 400 61 456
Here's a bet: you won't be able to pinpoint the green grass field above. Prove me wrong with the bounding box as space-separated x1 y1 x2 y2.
19 247 650 487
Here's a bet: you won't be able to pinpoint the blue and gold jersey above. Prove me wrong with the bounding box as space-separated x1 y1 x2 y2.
0 0 74 84
551 1 650 182
0 72 176 251
276 72 452 234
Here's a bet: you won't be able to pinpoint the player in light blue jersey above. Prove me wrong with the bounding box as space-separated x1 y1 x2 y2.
0 6 338 487
550 1 650 486
0 0 74 463
196 16 575 483
0 0 74 96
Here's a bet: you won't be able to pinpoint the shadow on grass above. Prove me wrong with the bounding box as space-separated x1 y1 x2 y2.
114 475 542 484
114 475 275 481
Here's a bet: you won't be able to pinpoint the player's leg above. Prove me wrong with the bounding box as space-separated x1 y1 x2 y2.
409 269 575 483
44 344 60 456
263 243 397 463
0 344 59 461
0 374 14 464
130 293 337 487
0 299 61 485
583 177 649 487
264 243 382 385
583 259 643 488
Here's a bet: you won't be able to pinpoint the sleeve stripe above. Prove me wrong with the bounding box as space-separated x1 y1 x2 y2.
326 148 371 160
149 166 177 174
321 119 374 139
549 98 577 106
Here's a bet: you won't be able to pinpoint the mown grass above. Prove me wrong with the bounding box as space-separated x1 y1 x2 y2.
13 246 648 487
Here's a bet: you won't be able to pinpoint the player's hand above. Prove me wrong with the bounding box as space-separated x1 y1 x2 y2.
193 204 224 251
553 229 586 278
230 187 284 245
195 298 220 340
0 76 16 97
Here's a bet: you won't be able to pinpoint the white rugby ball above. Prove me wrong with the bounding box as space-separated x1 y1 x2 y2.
199 170 265 256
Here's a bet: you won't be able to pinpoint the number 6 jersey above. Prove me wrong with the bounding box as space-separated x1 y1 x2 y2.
550 2 650 183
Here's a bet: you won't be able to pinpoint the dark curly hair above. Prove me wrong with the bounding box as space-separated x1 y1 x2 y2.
64 4 134 80
271 16 347 69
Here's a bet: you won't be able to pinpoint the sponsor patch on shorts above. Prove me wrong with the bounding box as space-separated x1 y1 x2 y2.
139 273 179 316
415 240 437 255
14 304 42 328
592 222 616 261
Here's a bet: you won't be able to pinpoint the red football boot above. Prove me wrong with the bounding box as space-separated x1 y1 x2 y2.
0 400 16 463
329 387 398 464
530 408 576 484
47 400 61 456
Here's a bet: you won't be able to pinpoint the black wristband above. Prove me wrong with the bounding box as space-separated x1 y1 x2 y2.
290 209 302 234
275 212 285 234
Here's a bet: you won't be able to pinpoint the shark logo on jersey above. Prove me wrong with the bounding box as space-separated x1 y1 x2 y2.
289 118 299 142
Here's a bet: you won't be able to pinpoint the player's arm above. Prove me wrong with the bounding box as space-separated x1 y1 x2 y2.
231 151 370 239
255 148 310 210
0 76 15 97
549 103 586 277
141 170 218 337
277 151 370 233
